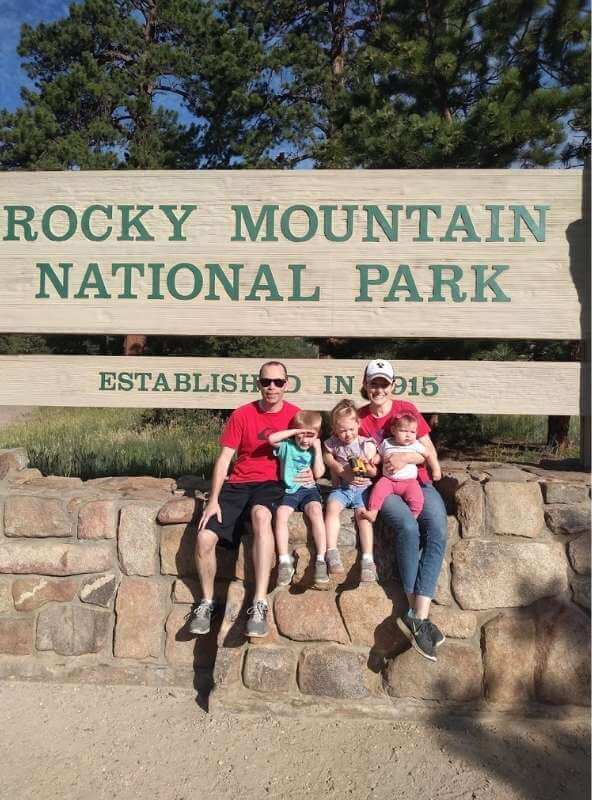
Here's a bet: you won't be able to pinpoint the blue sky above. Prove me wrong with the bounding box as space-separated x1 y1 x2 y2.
0 0 72 111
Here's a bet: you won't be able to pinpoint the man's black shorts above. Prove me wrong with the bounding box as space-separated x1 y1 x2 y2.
204 481 284 545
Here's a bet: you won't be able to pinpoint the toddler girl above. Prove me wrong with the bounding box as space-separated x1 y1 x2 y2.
323 400 379 583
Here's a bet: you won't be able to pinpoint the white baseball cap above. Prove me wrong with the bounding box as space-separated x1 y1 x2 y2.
365 359 394 383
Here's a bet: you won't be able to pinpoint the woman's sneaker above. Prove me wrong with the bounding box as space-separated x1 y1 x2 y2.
246 600 269 637
325 548 345 575
187 600 215 635
396 611 437 662
427 620 446 647
277 559 295 586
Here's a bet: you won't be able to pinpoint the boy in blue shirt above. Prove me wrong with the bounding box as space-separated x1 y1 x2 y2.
268 411 327 588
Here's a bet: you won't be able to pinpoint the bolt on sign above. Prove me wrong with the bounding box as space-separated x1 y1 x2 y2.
0 169 590 424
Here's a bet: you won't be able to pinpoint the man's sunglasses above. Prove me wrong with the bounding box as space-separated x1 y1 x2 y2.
259 377 286 388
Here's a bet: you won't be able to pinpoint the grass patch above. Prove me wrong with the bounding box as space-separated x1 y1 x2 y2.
0 408 582 479
0 407 223 480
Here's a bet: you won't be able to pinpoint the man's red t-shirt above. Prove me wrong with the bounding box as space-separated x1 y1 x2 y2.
357 400 432 484
220 400 300 483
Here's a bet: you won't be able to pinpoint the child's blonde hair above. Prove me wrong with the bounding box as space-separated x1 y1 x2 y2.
292 409 322 431
330 399 358 431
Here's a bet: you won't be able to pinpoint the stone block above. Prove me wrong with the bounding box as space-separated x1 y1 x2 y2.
535 599 590 706
545 504 590 536
0 541 114 576
4 496 72 538
542 482 589 505
217 580 247 648
157 497 197 525
0 447 28 478
338 582 405 654
77 500 118 539
86 476 175 493
6 468 43 486
429 606 478 639
570 575 591 610
160 524 196 577
79 573 118 607
485 482 544 538
384 642 483 702
298 646 377 698
274 590 348 643
0 617 34 654
117 503 161 576
0 580 12 613
455 481 484 538
447 515 459 544
485 466 530 482
12 577 78 611
165 605 199 667
213 646 244 688
173 578 202 604
434 471 469 513
483 614 536 703
568 533 591 575
113 577 168 659
451 539 568 610
433 557 453 606
243 646 298 693
36 605 111 656
287 508 356 548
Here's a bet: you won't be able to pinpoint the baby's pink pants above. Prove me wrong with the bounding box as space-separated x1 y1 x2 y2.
369 476 424 518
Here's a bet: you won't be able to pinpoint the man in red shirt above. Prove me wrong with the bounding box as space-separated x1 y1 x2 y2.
189 361 300 638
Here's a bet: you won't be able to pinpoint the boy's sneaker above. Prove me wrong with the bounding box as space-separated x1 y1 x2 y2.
396 611 437 662
360 559 378 583
246 600 269 638
187 600 215 635
325 548 345 575
427 619 446 647
277 559 295 587
313 559 330 588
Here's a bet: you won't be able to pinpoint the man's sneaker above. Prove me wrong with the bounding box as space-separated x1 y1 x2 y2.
360 559 378 583
396 611 437 662
313 559 330 588
246 600 269 637
187 600 215 636
325 548 345 575
277 559 295 587
427 619 446 647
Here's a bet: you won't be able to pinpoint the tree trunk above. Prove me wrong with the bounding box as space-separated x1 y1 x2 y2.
546 415 571 450
124 335 147 356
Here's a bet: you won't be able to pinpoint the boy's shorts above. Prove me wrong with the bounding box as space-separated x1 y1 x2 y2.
327 484 371 510
279 485 322 512
204 480 284 545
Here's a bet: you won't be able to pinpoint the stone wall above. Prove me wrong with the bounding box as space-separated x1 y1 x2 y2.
0 448 591 712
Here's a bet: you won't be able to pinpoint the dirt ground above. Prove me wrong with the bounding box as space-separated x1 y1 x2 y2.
0 681 589 800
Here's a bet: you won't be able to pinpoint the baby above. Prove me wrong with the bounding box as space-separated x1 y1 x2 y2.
268 410 328 588
323 399 379 583
360 412 441 522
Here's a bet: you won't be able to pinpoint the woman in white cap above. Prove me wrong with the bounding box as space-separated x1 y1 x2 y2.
357 359 447 662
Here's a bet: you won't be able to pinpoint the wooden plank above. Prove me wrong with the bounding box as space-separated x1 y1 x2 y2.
0 356 582 416
0 169 587 339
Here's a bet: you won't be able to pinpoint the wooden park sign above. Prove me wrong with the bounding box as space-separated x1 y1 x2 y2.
0 169 590 424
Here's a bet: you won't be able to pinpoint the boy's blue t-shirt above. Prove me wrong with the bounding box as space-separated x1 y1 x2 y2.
275 440 315 493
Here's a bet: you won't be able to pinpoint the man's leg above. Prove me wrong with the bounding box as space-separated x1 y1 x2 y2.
195 529 219 602
251 504 275 602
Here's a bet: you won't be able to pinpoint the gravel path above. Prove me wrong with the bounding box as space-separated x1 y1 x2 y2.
0 682 589 800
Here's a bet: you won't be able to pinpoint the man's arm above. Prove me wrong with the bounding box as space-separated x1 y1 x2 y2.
198 446 236 530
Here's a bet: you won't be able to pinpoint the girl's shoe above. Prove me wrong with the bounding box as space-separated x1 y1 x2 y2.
360 559 378 583
325 548 344 575
313 559 330 588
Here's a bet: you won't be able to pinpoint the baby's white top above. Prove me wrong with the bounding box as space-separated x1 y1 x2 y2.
379 439 426 480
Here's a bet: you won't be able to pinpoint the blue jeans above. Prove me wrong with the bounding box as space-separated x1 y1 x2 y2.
379 482 447 599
